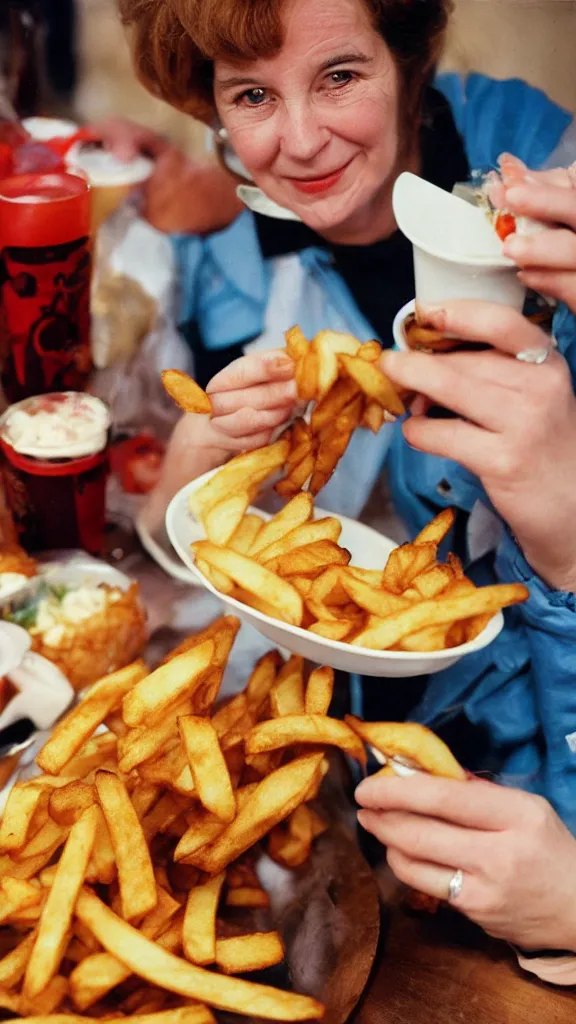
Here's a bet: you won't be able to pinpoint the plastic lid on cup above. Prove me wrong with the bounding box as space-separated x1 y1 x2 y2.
0 392 111 460
66 143 153 188
23 117 79 142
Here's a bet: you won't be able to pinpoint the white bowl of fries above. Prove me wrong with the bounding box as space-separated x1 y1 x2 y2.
165 465 522 678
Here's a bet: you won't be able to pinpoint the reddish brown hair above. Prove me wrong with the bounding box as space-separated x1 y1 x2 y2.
118 0 452 125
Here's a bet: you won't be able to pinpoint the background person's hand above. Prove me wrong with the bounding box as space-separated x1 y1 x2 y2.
143 149 243 235
356 773 576 952
87 116 171 161
380 300 576 592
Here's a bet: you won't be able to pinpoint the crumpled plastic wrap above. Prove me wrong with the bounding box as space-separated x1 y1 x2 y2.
90 201 192 441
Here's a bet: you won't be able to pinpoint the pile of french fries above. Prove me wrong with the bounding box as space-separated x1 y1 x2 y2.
0 615 439 1023
162 327 404 500
189 462 529 651
278 327 405 497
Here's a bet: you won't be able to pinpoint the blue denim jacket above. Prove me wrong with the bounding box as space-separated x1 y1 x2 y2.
171 74 576 829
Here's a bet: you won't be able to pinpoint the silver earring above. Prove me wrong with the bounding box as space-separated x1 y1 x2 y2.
217 127 229 142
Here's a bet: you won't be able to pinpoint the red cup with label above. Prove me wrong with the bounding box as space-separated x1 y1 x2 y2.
0 392 111 555
0 171 92 403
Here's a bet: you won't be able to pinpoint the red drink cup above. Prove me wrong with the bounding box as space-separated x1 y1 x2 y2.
0 393 110 555
0 171 92 403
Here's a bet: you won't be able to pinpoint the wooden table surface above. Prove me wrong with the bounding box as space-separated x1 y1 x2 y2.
355 895 575 1024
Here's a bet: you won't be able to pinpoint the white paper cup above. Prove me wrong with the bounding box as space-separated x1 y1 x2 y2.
65 144 154 231
393 172 526 311
392 299 414 351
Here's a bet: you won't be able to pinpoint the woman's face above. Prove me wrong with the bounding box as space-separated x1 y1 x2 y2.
214 0 402 242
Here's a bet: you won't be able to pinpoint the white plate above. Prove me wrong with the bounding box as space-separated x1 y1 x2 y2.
165 469 504 678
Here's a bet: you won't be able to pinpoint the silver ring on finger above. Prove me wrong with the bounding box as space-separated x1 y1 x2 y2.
448 868 464 902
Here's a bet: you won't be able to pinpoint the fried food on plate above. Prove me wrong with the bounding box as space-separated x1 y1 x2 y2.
188 476 528 654
0 608 471 1018
7 577 147 692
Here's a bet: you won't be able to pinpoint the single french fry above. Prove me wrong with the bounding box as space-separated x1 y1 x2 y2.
346 717 467 780
0 784 45 852
351 584 528 650
229 514 264 555
36 661 147 774
225 887 270 909
266 539 351 579
311 377 359 433
307 620 356 641
245 651 282 712
247 716 366 764
182 873 225 966
23 805 98 999
285 325 309 362
274 452 316 498
305 666 334 716
339 573 412 617
258 518 341 564
48 781 96 826
122 643 214 728
414 508 455 546
161 369 212 414
192 543 303 627
95 771 156 921
216 933 284 975
179 717 235 822
204 492 252 546
338 353 404 415
312 330 360 399
250 493 313 556
188 440 290 520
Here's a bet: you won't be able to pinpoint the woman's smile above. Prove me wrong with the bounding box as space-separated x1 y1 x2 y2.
286 155 356 194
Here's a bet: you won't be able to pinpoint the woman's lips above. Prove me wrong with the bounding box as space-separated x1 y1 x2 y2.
288 159 353 195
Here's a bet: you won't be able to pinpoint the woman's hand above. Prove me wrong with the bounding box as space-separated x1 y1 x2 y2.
140 351 296 534
491 155 576 313
356 773 576 951
381 301 576 592
204 350 298 452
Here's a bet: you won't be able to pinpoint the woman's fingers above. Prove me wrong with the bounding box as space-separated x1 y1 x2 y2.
210 379 297 416
207 350 294 393
380 350 514 430
504 227 576 270
504 181 576 232
402 416 501 476
410 301 551 358
211 404 291 439
357 809 484 871
355 775 516 831
518 268 576 309
386 847 463 903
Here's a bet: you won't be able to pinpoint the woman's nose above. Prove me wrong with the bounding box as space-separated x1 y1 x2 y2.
280 103 329 162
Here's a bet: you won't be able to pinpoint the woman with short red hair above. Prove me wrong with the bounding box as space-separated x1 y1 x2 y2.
120 0 576 970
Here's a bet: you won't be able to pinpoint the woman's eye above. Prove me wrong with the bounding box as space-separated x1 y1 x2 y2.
328 70 354 86
239 88 268 106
